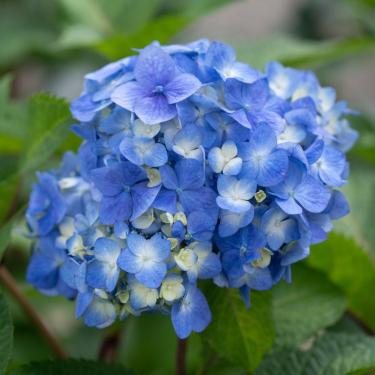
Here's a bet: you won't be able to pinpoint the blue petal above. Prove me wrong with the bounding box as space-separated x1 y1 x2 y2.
117 249 143 273
165 74 201 104
134 95 176 124
131 182 161 221
257 149 289 187
144 143 168 167
176 159 205 190
134 45 176 87
295 175 331 213
94 238 121 263
83 297 116 328
99 192 132 224
111 81 147 112
86 260 119 292
159 165 178 190
136 262 167 288
171 285 211 339
149 234 171 261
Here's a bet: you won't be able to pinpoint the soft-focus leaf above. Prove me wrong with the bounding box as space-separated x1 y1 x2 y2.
0 291 13 375
10 360 134 375
308 232 375 331
58 0 113 35
273 264 347 349
0 0 57 67
255 333 375 375
235 36 375 69
96 16 186 60
334 160 375 260
203 288 274 372
0 75 27 154
20 93 72 173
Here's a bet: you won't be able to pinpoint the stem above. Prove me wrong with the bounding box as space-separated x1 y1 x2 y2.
176 338 188 375
98 328 123 362
0 264 68 359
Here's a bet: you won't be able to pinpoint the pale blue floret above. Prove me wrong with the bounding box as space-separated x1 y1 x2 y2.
208 140 242 175
117 233 170 288
86 238 122 292
216 174 256 213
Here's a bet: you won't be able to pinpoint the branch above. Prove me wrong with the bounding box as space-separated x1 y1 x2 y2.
98 328 123 362
0 264 68 359
176 338 188 375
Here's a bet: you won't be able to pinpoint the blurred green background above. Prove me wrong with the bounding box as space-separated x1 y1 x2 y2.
0 0 375 374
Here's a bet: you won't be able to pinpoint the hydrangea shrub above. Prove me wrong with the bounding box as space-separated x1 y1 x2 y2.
25 40 357 339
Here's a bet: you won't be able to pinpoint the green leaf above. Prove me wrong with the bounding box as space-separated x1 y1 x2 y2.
307 232 375 331
203 288 274 372
255 333 375 375
235 36 375 69
20 93 73 174
273 264 347 349
0 291 13 374
334 160 375 260
10 360 134 375
0 75 27 154
96 16 186 60
58 0 113 35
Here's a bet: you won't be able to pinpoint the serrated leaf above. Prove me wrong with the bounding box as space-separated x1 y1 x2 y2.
273 264 347 349
20 93 73 173
307 232 375 331
255 333 375 375
10 360 134 375
0 291 13 374
203 288 274 372
0 75 27 153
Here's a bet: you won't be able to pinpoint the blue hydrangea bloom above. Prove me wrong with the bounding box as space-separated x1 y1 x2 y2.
25 39 357 338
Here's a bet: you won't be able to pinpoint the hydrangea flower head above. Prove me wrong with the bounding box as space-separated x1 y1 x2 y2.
25 40 357 338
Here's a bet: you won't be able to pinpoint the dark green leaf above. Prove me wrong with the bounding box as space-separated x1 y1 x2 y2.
273 264 347 349
255 333 375 375
307 232 375 331
203 288 274 372
10 359 134 375
0 291 13 374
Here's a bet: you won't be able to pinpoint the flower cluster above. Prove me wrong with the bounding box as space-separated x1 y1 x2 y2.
25 40 357 338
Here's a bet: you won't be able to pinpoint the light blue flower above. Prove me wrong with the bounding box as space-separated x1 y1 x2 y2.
238 125 289 187
117 233 170 288
269 160 331 215
260 206 299 250
86 238 122 292
208 140 242 175
127 276 159 310
216 174 256 213
171 284 211 339
205 41 259 83
112 45 201 124
120 137 168 167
